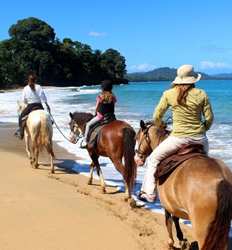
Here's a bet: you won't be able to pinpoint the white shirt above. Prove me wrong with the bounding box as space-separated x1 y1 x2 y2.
22 84 47 104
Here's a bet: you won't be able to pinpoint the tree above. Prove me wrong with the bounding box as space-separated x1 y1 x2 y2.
100 49 127 81
9 17 55 45
0 17 128 88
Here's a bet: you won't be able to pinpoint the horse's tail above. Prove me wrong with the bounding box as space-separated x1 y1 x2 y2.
38 113 52 150
122 127 137 193
202 179 232 250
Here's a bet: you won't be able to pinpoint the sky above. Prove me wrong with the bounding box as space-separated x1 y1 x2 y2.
1 0 232 74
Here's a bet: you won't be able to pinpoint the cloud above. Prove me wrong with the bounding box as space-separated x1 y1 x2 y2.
128 63 156 73
199 61 232 70
88 31 106 37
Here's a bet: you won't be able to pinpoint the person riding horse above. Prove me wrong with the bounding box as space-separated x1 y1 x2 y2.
80 80 117 148
135 64 214 203
15 72 51 139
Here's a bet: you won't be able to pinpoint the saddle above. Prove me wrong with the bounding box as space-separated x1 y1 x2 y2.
155 144 208 184
87 114 116 148
21 105 44 128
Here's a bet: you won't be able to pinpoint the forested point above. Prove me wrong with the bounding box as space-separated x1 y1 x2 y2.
0 17 128 89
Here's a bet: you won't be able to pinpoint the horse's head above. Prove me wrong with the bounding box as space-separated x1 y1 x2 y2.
134 120 168 166
17 101 27 115
69 112 93 144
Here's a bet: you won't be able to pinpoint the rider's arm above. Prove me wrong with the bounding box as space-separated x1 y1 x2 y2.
22 87 27 104
153 92 169 126
38 86 50 113
95 96 101 114
202 93 214 130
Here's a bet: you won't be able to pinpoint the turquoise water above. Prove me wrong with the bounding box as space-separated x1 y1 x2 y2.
74 80 232 123
0 80 231 167
71 80 232 167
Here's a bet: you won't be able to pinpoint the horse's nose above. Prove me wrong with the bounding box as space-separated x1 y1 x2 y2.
134 154 144 166
69 132 77 144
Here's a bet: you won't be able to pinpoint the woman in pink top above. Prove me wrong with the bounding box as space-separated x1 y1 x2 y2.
81 80 117 148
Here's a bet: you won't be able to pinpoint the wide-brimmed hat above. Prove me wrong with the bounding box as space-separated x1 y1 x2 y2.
172 64 201 85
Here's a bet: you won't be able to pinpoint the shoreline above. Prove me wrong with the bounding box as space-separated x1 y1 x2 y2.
0 122 193 249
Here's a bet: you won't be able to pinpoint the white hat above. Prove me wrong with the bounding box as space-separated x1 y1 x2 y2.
172 64 201 85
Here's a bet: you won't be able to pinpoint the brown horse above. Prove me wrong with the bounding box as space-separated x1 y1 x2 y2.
135 120 232 250
69 112 137 201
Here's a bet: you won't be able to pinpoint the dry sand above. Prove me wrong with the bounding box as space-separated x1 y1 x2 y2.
0 123 192 250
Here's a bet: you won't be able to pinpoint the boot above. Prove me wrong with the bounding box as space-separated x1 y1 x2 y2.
14 128 24 140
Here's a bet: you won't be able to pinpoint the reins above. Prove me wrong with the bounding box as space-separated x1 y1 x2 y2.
136 123 170 158
49 113 76 144
136 125 153 157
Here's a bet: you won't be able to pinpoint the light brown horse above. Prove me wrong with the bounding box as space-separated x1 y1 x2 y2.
18 102 55 173
69 112 137 201
135 120 232 250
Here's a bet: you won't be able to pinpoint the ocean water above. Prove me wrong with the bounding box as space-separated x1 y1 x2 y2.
0 80 232 218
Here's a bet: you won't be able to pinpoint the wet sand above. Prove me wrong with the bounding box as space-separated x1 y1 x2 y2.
0 123 192 250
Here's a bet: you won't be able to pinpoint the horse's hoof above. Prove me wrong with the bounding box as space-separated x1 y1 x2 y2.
88 180 92 185
168 239 174 250
102 188 106 194
129 198 137 208
51 170 55 174
180 239 190 250
124 196 131 202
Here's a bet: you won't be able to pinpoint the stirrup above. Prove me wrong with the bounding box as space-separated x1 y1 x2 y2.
137 191 156 203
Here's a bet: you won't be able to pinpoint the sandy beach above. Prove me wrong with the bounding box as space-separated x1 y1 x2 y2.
0 123 193 250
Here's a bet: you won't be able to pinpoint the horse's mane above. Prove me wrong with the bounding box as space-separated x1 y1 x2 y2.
145 121 154 126
72 112 94 126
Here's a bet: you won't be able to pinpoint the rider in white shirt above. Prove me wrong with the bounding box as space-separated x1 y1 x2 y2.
16 73 51 139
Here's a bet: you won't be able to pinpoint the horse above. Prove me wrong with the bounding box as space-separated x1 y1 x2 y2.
17 102 55 173
135 120 232 250
69 112 137 201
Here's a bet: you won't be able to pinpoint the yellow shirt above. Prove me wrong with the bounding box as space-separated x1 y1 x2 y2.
153 87 214 137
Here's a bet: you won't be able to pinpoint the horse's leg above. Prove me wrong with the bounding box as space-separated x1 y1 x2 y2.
165 210 175 249
46 142 55 174
95 162 106 193
24 131 31 159
173 217 190 250
34 144 39 169
112 159 131 200
88 161 95 185
89 153 106 193
191 205 218 250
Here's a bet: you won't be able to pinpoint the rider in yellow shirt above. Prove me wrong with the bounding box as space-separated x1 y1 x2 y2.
137 64 214 203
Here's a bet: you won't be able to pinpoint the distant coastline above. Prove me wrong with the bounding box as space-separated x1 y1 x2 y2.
126 67 232 82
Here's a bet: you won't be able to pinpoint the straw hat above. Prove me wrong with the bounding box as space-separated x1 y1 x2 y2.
172 64 201 85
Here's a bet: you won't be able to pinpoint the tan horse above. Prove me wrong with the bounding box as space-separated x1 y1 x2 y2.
18 102 55 173
135 120 232 250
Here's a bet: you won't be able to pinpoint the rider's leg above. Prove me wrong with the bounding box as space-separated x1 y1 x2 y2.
139 136 191 201
84 116 102 139
81 116 102 147
187 135 209 154
17 105 31 139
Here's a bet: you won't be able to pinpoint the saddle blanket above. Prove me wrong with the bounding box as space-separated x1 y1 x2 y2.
155 144 208 184
87 114 116 148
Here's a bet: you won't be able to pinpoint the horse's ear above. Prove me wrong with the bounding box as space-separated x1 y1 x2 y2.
69 112 73 119
140 120 146 130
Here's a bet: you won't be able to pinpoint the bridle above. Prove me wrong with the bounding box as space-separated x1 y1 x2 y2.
69 121 83 144
136 123 170 159
135 125 153 158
